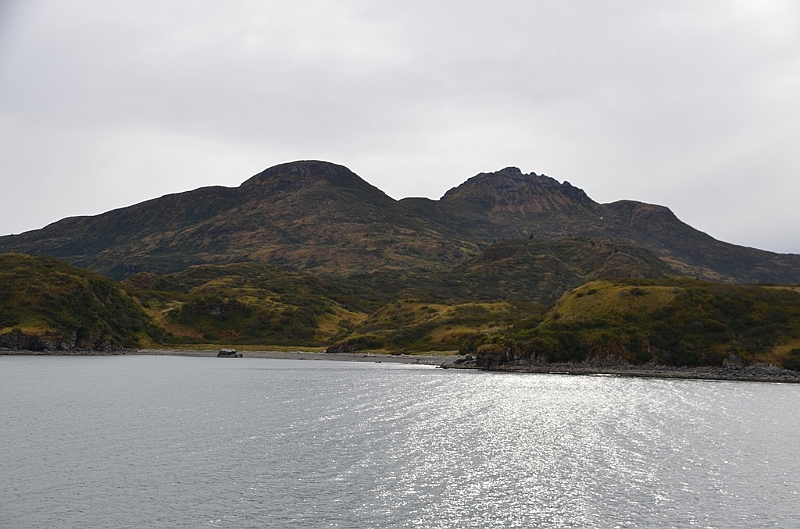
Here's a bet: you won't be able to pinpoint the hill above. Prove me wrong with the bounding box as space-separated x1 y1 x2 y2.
0 237 670 350
463 279 800 370
126 236 667 348
4 251 800 371
0 253 154 350
1 161 799 283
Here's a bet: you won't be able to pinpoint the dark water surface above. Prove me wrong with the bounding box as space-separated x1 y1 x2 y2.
1 355 798 528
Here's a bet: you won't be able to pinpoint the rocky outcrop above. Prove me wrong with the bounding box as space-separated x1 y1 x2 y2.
449 357 800 383
474 344 523 368
722 352 747 369
325 343 357 354
0 329 122 352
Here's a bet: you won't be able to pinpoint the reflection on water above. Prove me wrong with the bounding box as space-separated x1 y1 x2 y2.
1 356 799 528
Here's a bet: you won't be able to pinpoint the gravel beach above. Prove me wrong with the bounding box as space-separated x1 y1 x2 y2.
4 348 799 383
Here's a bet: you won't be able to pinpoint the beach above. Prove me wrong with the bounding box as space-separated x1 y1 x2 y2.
3 347 799 383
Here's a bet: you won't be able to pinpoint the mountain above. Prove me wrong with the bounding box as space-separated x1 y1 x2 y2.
0 162 476 278
1 160 799 283
402 166 800 283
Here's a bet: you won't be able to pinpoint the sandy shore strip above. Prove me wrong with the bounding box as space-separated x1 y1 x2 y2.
0 347 458 366
3 348 799 382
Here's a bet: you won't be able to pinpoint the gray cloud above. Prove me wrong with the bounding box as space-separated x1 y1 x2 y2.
1 0 798 252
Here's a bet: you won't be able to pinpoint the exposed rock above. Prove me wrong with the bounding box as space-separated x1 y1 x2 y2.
0 329 121 352
325 343 356 354
722 352 747 369
583 354 630 368
745 363 784 375
474 344 522 368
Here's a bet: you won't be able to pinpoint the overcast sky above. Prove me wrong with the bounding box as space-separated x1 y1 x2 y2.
1 0 798 253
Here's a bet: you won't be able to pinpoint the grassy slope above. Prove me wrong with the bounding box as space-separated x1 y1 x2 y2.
5 246 799 370
121 237 669 348
469 279 800 368
0 237 686 350
0 253 153 348
127 263 379 346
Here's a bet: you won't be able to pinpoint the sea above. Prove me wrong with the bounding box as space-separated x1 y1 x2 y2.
1 355 798 528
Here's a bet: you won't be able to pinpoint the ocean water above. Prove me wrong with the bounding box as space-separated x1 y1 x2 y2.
1 356 798 528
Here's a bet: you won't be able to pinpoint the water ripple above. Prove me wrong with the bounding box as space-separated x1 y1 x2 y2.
1 356 799 528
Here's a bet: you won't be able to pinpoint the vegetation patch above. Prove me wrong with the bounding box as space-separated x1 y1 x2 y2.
6 246 800 367
465 278 800 367
0 253 153 349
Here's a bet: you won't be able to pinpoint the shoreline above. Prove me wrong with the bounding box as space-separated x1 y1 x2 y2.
443 361 800 384
139 348 457 365
3 348 799 383
0 348 455 366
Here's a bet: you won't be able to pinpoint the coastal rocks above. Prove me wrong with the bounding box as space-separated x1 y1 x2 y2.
0 329 115 352
325 343 356 354
446 358 800 383
0 329 58 351
583 353 630 368
0 328 123 354
474 344 522 368
722 352 747 369
744 363 784 376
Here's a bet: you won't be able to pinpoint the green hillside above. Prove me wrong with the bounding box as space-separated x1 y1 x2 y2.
437 237 674 302
0 236 670 350
126 262 387 346
0 253 154 350
4 248 800 371
464 279 800 369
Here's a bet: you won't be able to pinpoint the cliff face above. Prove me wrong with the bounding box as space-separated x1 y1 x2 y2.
1 160 799 283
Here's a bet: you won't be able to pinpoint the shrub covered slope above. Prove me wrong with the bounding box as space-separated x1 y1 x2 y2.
463 279 800 369
0 253 154 349
4 243 800 371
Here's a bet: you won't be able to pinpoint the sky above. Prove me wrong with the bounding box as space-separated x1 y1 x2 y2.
0 0 798 253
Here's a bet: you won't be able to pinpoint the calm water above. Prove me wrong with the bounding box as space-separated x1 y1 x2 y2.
1 356 798 528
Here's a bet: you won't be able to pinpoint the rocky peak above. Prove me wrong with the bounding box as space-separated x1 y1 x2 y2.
440 167 594 213
239 160 381 195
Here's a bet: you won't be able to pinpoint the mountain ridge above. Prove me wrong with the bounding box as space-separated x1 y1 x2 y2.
1 160 798 283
